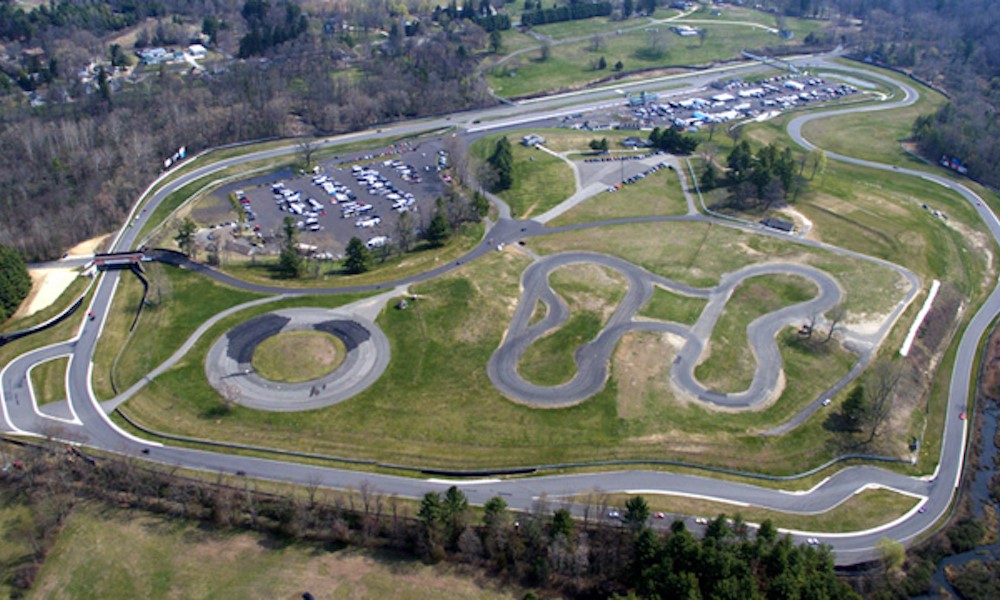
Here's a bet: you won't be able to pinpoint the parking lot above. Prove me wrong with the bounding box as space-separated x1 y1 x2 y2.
201 139 451 259
562 73 860 132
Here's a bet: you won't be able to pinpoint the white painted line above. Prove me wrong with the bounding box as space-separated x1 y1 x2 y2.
899 280 940 357
426 478 501 485
622 489 750 508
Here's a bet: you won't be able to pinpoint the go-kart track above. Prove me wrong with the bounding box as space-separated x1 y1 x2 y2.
2 48 995 566
489 253 842 409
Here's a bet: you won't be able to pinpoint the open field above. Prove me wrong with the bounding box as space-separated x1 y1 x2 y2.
595 488 920 533
638 286 707 325
519 263 626 386
253 330 346 383
24 502 525 600
694 274 818 394
550 166 689 225
122 239 864 475
488 15 823 98
92 264 263 401
28 356 69 407
471 135 574 218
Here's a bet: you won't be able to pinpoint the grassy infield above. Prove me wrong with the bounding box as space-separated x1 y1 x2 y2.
7 28 993 572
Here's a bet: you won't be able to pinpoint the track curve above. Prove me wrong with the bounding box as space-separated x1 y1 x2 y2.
489 253 841 409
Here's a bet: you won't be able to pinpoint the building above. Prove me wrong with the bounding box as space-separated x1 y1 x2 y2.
761 217 794 232
188 44 207 58
521 134 545 147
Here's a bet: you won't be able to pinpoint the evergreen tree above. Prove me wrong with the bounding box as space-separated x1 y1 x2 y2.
624 495 650 531
487 137 514 191
598 55 607 70
701 162 719 190
278 216 302 277
0 244 31 322
343 236 370 274
425 211 451 247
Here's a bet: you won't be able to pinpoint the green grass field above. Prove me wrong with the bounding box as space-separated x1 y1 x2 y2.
25 502 525 600
471 135 574 218
252 330 346 383
488 15 824 98
694 274 817 393
29 356 69 407
551 166 689 225
121 241 861 475
92 264 263 401
638 286 707 325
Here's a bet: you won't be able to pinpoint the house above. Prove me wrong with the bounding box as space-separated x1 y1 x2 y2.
761 217 794 232
137 47 169 65
188 44 207 58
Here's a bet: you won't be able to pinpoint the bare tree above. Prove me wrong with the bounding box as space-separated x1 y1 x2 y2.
297 138 318 170
823 304 848 343
589 33 605 52
865 360 903 444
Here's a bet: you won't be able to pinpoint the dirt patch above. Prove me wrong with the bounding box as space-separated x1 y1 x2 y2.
67 233 110 257
614 331 682 418
549 263 627 322
14 268 81 319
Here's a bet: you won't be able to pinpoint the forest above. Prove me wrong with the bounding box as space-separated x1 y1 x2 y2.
0 0 996 261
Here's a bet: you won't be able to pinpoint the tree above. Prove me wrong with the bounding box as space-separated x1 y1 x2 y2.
597 55 607 70
0 244 31 322
395 211 415 253
877 536 906 576
589 138 609 151
864 360 902 444
823 304 847 343
614 60 624 71
701 162 719 190
425 211 451 247
471 191 489 218
489 29 502 53
343 237 370 274
841 385 867 432
174 217 197 256
810 148 828 180
623 0 634 19
278 216 302 277
297 138 318 171
488 137 513 191
624 495 650 531
550 508 574 539
698 28 707 47
539 41 551 61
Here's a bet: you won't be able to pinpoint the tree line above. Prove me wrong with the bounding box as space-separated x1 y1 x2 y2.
520 1 613 28
0 243 31 323
0 439 860 598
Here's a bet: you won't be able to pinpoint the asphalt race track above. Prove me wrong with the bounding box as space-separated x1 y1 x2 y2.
205 308 390 412
489 253 840 408
2 48 994 565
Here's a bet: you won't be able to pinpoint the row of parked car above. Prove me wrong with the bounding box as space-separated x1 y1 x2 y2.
606 161 671 192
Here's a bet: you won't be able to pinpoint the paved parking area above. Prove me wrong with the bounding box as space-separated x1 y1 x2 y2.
206 139 452 258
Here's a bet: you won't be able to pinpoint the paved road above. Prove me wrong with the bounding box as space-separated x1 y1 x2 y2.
488 253 840 409
1 51 990 565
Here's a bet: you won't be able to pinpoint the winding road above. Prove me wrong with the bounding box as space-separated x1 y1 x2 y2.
2 49 992 565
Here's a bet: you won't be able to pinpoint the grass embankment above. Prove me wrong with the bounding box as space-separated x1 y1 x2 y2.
219 221 485 288
488 10 823 98
0 278 90 372
252 330 346 383
29 356 69 407
519 263 626 386
0 489 35 598
694 274 817 393
24 502 525 600
552 166 689 225
91 264 263 400
471 134 574 219
596 488 920 533
638 286 707 325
